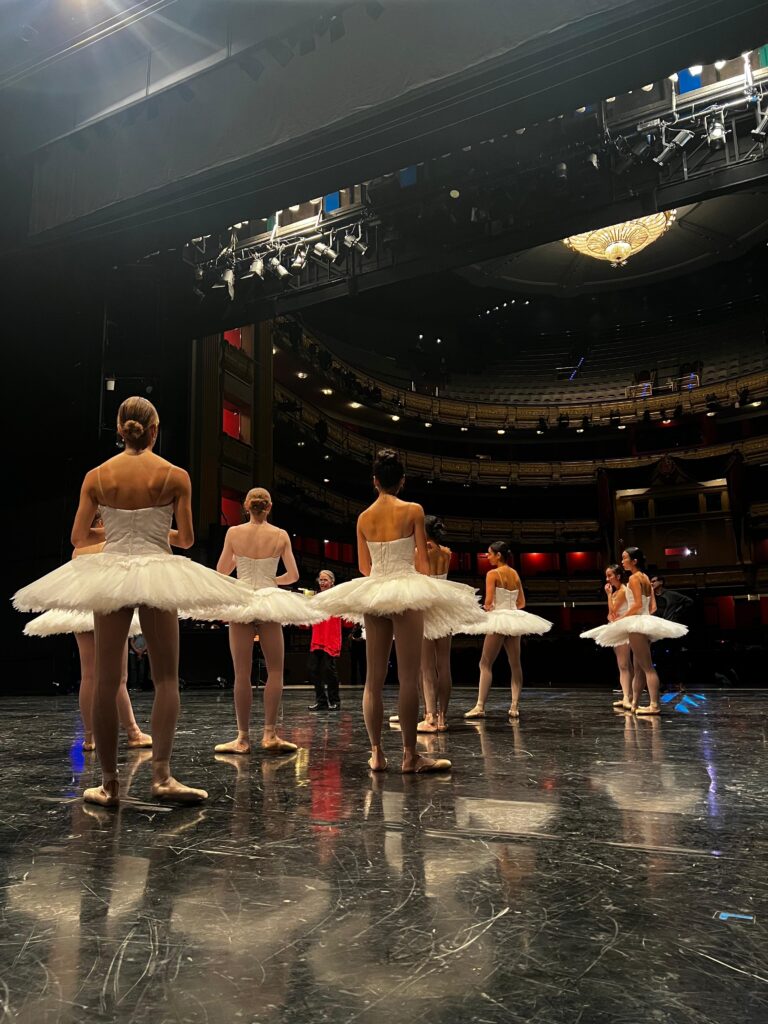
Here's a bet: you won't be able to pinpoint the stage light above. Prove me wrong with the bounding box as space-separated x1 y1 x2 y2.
661 409 671 424
688 65 703 76
715 59 727 70
500 485 508 490
618 423 627 430
706 116 726 148
291 247 308 271
641 83 654 92
212 267 235 300
497 428 506 435
242 256 265 279
323 477 330 484
349 401 362 409
668 73 679 83
314 240 340 263
321 387 333 395
268 256 290 279
449 188 461 199
577 416 590 434
752 111 768 138
751 399 762 408
424 421 433 428
536 417 548 434
391 414 400 422
653 129 695 166
706 395 720 416
296 371 308 380
460 426 469 432
343 233 368 255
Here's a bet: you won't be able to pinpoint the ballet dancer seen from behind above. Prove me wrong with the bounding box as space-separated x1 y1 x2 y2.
604 564 633 711
418 515 453 734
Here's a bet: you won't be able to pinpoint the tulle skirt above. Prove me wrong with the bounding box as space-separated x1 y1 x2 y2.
580 615 688 648
309 572 482 641
13 552 251 615
192 587 326 626
459 608 553 637
24 609 143 637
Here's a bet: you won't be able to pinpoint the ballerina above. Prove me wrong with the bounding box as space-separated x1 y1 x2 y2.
24 518 151 751
579 547 687 715
417 515 454 734
310 449 483 774
600 564 633 712
462 541 552 720
14 396 251 806
213 488 324 756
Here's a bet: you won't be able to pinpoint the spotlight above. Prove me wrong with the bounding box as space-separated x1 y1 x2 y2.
391 414 400 422
497 428 506 435
688 64 703 76
653 129 695 166
349 401 362 409
296 372 308 380
424 421 433 428
706 394 720 416
268 256 291 279
751 400 762 408
291 247 308 271
321 387 333 395
212 267 235 300
460 425 469 432
752 111 768 139
576 415 590 434
343 233 368 255
660 409 671 424
241 255 265 280
314 240 340 263
536 417 548 434
715 59 727 71
706 116 726 148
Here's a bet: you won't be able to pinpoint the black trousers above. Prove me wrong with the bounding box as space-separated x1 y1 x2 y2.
350 640 367 686
308 649 340 706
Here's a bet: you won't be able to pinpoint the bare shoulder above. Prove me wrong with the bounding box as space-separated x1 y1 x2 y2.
407 501 425 518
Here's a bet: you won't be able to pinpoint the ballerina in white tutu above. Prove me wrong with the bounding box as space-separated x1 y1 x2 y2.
580 547 687 715
14 396 250 806
24 514 152 751
601 563 633 712
213 487 322 755
463 541 552 721
417 515 454 734
311 450 482 773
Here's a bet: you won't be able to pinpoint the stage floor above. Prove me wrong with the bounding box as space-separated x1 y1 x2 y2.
0 687 765 1023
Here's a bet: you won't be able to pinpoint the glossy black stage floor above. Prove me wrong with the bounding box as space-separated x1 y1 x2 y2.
1 688 765 1023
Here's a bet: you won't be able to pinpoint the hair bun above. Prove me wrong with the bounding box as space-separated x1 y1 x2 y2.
248 497 270 512
122 419 145 440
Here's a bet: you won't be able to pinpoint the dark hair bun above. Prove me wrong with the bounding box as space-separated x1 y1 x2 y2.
121 419 145 441
424 515 447 543
248 497 270 512
373 448 405 490
624 545 647 570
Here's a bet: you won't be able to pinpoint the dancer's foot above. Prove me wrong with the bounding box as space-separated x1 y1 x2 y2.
508 706 520 720
126 730 153 749
368 749 388 772
417 715 439 734
612 699 627 707
389 713 400 723
463 705 485 720
151 777 208 803
83 778 119 807
82 737 96 752
402 754 452 775
437 714 449 732
613 702 633 712
261 736 298 755
635 703 661 716
214 737 251 755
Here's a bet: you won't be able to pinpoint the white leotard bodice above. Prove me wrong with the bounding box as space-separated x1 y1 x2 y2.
99 504 172 556
434 572 448 580
613 585 629 618
493 587 519 611
236 555 279 590
367 536 417 578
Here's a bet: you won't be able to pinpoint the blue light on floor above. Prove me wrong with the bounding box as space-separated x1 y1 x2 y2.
660 692 708 712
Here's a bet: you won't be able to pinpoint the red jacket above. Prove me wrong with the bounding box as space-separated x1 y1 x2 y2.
311 617 342 658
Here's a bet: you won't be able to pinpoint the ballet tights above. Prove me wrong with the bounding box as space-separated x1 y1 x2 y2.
614 643 633 705
421 636 452 725
629 633 660 708
474 634 523 712
75 632 144 744
226 620 287 746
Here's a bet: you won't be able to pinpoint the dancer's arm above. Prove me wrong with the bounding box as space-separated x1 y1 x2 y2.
216 528 237 575
356 517 372 577
413 505 430 575
169 469 194 549
513 570 526 609
275 531 300 586
484 570 498 611
71 472 102 547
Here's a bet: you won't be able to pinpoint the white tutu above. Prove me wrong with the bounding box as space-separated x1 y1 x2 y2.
309 539 482 641
24 609 143 637
203 587 325 626
460 608 553 637
580 615 687 648
13 506 251 616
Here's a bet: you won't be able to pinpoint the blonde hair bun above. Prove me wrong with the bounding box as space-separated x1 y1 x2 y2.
117 396 159 451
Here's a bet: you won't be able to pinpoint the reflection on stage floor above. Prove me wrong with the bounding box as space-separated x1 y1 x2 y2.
0 688 766 1023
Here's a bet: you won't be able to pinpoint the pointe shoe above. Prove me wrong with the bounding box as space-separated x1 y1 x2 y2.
635 704 661 716
126 731 153 749
389 714 400 723
417 717 439 733
214 738 251 755
261 737 299 755
82 740 96 752
83 779 120 807
507 708 520 720
151 778 208 804
368 755 388 773
463 706 485 720
402 756 452 775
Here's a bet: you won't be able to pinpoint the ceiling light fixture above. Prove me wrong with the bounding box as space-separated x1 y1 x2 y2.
320 387 333 395
349 401 362 409
296 372 308 380
653 129 695 167
563 211 676 266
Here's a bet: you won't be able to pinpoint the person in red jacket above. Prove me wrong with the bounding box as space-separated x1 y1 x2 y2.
308 570 343 711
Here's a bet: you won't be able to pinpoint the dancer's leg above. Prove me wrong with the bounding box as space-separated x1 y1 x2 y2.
613 644 633 708
504 636 523 717
464 634 504 718
396 610 451 773
363 614 393 769
139 605 207 802
216 622 256 752
435 635 453 728
117 642 152 747
76 632 96 750
418 638 439 732
630 634 661 712
87 609 133 805
259 621 296 753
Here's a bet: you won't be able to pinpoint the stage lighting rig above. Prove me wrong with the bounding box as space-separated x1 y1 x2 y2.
653 129 695 166
268 255 291 280
241 254 265 280
753 109 768 139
